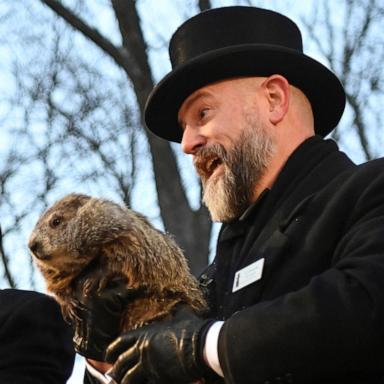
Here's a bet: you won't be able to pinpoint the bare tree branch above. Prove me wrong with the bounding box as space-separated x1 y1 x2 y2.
198 0 212 11
301 0 382 160
346 93 371 159
0 225 16 288
39 0 138 75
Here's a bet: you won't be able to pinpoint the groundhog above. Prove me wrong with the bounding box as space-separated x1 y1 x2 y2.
28 193 207 331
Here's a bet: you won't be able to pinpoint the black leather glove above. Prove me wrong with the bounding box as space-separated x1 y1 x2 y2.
105 305 215 384
71 279 138 361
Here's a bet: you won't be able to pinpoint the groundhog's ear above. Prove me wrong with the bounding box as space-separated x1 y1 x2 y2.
72 198 129 247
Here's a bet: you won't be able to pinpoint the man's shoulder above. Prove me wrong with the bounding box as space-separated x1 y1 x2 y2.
0 288 55 305
357 157 384 170
301 156 384 220
329 156 384 184
0 289 75 383
326 157 384 214
347 157 384 186
0 289 61 320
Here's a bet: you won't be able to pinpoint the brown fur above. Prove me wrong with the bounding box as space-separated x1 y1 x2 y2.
28 193 206 331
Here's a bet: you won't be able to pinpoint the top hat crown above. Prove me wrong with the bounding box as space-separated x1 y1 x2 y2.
144 6 346 142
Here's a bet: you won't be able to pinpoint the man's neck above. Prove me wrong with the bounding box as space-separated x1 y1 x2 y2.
251 133 315 202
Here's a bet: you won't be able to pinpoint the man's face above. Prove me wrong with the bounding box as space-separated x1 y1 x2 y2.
178 78 275 222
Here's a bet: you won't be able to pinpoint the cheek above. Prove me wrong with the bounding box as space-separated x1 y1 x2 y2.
49 248 90 274
215 106 247 138
210 121 242 149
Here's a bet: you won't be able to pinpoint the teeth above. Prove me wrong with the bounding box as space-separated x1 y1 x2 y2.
206 158 216 173
207 158 221 174
194 154 222 177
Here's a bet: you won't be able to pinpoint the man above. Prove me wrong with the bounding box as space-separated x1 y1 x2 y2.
76 6 384 384
0 288 75 383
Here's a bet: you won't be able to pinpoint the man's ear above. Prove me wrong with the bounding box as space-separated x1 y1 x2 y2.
262 75 290 125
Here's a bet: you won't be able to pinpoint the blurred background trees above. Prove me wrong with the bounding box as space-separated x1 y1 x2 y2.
0 0 383 292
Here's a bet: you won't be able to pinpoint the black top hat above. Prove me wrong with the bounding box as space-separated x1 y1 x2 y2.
144 6 346 143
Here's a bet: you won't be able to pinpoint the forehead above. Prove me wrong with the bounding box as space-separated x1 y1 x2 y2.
178 77 263 118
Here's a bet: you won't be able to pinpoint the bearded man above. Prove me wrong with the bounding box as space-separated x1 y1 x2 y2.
75 6 384 384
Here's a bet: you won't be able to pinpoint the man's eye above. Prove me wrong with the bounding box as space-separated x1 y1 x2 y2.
199 108 209 119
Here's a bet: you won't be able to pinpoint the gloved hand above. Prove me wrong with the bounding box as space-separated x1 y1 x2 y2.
71 278 138 361
106 305 215 384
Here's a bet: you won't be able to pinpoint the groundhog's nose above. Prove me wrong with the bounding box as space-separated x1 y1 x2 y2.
28 239 46 260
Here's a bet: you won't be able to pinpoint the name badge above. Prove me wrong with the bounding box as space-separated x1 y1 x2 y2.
232 258 265 292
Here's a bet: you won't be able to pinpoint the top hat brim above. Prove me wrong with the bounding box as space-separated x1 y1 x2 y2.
144 44 346 143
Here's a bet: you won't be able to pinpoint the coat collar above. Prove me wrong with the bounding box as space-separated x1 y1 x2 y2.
219 135 355 244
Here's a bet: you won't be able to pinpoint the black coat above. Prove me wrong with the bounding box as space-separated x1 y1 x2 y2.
0 288 75 383
202 136 384 383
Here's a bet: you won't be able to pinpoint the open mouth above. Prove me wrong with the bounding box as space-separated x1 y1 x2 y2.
32 251 51 261
206 157 222 175
195 154 223 179
29 240 51 261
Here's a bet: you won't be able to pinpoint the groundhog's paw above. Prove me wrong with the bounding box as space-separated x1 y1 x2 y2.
62 300 81 325
82 271 127 296
82 276 99 296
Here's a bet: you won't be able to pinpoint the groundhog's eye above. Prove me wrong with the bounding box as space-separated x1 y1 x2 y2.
49 216 62 228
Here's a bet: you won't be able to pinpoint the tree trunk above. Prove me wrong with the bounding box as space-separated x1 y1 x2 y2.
39 0 212 275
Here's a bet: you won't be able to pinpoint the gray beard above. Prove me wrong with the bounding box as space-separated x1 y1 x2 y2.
198 119 275 222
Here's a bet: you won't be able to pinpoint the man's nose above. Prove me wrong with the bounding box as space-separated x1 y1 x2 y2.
181 125 206 154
